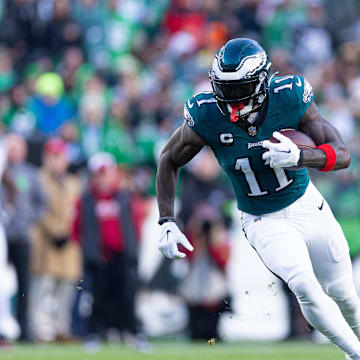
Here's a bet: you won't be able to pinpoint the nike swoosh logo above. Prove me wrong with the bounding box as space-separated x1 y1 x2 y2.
187 100 194 108
318 200 324 210
278 150 291 153
296 76 302 87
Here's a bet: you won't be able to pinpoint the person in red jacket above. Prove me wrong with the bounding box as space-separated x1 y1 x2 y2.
72 152 149 350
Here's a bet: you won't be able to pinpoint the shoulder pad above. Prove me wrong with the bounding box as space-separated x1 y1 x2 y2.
270 75 314 107
183 92 216 128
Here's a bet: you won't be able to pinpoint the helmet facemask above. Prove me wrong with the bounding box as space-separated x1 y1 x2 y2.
209 69 269 122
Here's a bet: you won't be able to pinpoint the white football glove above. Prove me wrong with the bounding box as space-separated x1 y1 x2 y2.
262 131 301 169
159 222 194 259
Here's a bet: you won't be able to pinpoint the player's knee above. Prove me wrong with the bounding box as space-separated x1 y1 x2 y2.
288 272 324 305
327 278 359 310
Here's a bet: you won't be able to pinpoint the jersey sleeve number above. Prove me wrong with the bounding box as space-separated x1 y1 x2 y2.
273 75 294 93
234 157 293 196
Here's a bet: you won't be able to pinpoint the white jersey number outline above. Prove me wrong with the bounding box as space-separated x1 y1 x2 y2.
234 157 293 196
273 75 294 93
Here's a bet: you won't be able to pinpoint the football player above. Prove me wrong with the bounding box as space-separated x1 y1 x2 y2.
156 38 360 359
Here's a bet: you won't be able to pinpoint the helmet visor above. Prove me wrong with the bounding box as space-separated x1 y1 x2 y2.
211 78 259 102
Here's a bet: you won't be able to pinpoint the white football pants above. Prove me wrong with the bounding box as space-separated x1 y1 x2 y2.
241 181 360 360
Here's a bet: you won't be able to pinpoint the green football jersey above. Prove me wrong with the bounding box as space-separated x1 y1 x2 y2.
184 75 314 215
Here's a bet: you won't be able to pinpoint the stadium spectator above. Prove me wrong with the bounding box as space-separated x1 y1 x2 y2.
72 152 147 349
2 83 35 137
177 149 232 340
29 138 81 342
179 203 231 341
78 86 106 159
29 72 75 136
41 0 83 58
2 133 46 341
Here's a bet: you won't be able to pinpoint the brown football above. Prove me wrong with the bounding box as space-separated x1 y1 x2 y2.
269 129 316 170
269 128 316 149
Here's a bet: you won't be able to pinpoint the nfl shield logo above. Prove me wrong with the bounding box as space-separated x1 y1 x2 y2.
248 126 257 136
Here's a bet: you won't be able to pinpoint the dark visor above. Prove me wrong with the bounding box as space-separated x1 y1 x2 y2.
211 79 259 102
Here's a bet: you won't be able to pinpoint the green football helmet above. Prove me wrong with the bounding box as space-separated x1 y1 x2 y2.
209 38 271 122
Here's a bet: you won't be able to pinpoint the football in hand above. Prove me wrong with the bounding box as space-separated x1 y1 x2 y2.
269 129 316 170
270 129 316 148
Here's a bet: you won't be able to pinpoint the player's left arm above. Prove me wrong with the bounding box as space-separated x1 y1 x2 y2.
299 101 351 170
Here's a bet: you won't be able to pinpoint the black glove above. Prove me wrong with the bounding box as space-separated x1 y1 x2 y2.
52 236 68 249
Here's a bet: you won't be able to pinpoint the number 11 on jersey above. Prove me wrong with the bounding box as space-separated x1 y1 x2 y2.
234 157 293 196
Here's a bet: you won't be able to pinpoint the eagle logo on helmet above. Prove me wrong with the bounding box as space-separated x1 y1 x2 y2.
239 52 267 79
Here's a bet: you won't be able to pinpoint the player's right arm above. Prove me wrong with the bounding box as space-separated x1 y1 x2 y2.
157 124 206 217
299 102 351 170
156 124 206 259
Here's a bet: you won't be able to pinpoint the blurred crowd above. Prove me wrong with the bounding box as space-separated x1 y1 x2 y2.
0 0 359 346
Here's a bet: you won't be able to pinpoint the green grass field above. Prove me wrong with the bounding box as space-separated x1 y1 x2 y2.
0 340 344 360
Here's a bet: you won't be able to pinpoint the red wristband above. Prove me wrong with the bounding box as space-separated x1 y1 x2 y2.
316 144 337 172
